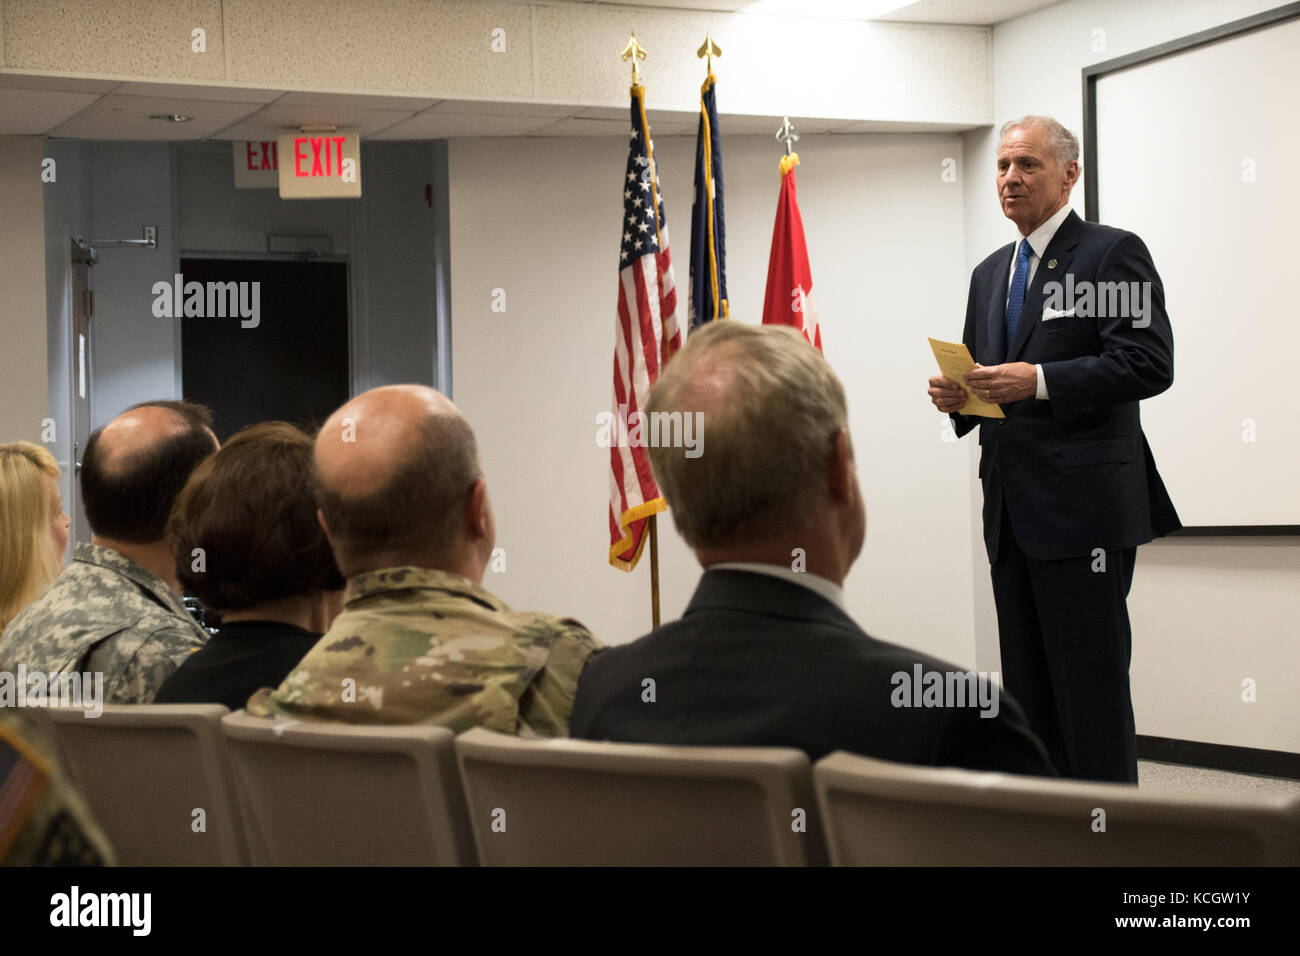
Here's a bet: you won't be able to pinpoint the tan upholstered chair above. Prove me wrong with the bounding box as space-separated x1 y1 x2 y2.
220 710 476 866
454 727 826 866
46 703 249 865
814 750 1300 866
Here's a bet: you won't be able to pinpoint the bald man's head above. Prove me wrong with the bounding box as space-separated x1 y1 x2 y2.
314 385 483 574
81 400 218 543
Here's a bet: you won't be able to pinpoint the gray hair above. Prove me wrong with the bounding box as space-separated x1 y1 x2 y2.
999 115 1080 166
646 321 848 549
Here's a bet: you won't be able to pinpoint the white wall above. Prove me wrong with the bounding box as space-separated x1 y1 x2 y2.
966 0 1299 753
450 131 977 664
88 142 179 426
41 139 92 544
0 136 48 443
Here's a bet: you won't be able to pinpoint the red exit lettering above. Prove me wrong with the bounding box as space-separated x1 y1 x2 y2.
293 136 348 179
245 141 278 171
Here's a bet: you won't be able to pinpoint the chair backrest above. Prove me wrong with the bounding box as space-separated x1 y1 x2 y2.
455 727 826 866
814 750 1300 866
220 711 476 866
46 703 249 865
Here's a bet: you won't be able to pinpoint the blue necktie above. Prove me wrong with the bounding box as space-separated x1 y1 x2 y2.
1005 239 1031 346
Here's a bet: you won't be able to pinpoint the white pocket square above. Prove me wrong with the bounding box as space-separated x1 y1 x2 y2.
1041 307 1075 321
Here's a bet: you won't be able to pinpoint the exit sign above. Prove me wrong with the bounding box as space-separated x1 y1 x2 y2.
233 140 279 189
277 131 362 199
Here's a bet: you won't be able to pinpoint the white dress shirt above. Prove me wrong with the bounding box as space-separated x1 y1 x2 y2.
707 562 847 612
1006 203 1072 400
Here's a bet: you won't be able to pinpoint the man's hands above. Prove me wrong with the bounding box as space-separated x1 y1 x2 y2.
928 362 1038 413
928 375 967 413
967 362 1037 404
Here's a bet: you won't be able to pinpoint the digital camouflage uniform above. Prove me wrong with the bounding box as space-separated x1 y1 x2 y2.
0 710 115 866
247 567 603 736
0 543 208 704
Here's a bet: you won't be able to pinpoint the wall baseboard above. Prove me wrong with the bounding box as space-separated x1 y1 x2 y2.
1138 735 1300 780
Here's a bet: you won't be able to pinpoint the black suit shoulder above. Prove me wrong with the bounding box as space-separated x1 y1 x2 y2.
974 241 1015 279
571 572 1055 777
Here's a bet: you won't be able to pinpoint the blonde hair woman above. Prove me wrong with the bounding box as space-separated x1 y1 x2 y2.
0 442 71 635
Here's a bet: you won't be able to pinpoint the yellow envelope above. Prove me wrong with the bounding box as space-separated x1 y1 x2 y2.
928 338 1005 418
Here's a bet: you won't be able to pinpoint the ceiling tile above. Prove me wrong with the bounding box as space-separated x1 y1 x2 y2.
46 94 267 140
647 108 698 124
529 116 638 137
0 72 120 93
369 111 555 139
213 102 420 140
0 88 103 134
120 81 285 103
430 99 574 117
828 118 977 132
881 0 1063 26
277 90 440 111
511 0 750 9
572 106 627 121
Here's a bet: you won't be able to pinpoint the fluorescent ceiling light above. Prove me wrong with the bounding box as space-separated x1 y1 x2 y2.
738 0 914 19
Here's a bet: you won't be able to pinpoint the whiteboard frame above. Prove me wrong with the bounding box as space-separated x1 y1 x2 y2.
1081 1 1300 536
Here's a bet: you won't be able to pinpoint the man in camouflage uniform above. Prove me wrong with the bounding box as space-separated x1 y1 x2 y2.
0 708 115 866
248 385 601 735
0 402 216 704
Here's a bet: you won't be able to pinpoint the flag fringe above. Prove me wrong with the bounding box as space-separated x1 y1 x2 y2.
608 496 669 572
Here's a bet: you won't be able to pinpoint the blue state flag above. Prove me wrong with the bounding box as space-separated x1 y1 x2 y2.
689 71 728 327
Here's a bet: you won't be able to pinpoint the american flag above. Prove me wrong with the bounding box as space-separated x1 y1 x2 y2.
609 84 683 571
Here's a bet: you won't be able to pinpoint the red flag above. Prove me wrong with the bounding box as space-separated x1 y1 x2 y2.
762 154 822 352
608 84 684 571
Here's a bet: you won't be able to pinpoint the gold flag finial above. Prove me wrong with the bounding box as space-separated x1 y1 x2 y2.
697 32 721 73
621 33 647 85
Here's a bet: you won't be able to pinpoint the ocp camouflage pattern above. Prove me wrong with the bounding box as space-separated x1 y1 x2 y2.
247 566 603 736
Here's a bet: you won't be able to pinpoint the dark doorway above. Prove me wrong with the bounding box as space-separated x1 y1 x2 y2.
179 258 349 441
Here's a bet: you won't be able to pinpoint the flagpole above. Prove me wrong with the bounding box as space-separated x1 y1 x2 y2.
649 514 661 627
622 32 664 629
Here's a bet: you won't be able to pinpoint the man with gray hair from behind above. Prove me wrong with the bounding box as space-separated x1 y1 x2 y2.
572 320 1054 775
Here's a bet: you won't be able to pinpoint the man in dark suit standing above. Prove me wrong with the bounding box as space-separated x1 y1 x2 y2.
573 320 1053 776
928 115 1180 783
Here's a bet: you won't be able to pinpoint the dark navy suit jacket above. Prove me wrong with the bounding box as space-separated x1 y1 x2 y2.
953 209 1181 562
571 570 1055 776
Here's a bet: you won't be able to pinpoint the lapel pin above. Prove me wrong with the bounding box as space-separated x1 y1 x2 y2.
1047 258 1057 269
